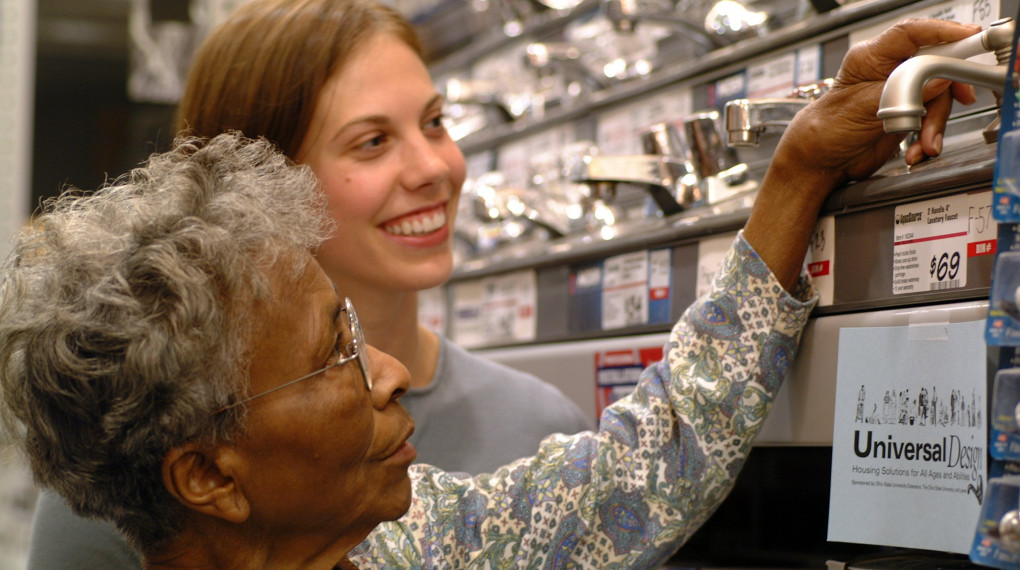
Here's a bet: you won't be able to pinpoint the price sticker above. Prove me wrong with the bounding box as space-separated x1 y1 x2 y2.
696 232 739 297
481 269 537 344
807 215 835 306
746 52 796 99
893 194 971 294
602 251 649 330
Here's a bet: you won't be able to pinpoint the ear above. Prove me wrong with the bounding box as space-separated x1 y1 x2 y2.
162 443 250 524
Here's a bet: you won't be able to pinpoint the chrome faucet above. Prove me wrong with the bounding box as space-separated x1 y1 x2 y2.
724 79 832 146
878 18 1014 134
569 150 695 216
524 42 614 91
444 78 528 122
603 0 730 53
682 110 756 202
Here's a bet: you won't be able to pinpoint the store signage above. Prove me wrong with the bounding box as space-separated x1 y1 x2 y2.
892 190 996 294
828 319 987 554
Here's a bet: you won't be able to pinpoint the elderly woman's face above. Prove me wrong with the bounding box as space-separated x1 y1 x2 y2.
230 253 416 537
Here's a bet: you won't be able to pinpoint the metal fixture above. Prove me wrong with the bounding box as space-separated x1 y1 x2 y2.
681 110 756 202
524 42 614 91
878 17 1014 135
603 0 768 52
444 78 529 122
569 152 695 216
724 79 833 146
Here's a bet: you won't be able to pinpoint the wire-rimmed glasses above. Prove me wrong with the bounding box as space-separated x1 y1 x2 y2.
214 297 371 414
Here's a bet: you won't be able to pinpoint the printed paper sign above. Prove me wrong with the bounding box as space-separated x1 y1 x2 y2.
696 232 738 297
893 194 971 293
807 215 835 307
828 320 987 554
482 269 537 344
602 251 649 329
594 345 664 417
893 191 996 294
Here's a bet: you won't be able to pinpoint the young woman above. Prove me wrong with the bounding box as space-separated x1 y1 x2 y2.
174 0 593 474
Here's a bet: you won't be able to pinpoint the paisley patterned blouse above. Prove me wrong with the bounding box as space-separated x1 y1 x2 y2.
349 232 817 569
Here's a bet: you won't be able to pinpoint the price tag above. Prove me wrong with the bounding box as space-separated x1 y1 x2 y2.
696 232 739 297
450 279 485 348
796 45 822 87
807 215 835 306
602 251 649 329
712 72 746 107
481 269 537 344
746 52 797 99
893 194 971 294
967 190 996 257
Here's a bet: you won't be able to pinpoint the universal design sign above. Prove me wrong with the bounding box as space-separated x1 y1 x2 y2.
828 319 987 554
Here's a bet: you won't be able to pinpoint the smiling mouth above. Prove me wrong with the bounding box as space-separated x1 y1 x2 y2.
383 207 446 237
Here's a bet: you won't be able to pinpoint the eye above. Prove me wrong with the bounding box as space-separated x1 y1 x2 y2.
357 133 387 151
424 113 448 134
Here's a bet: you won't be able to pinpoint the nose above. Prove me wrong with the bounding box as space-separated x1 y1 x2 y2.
366 345 410 408
400 133 450 192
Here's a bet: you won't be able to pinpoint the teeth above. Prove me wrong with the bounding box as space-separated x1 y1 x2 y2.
386 209 446 236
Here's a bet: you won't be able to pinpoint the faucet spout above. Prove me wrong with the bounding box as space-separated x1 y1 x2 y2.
878 17 1014 133
877 56 1008 132
724 98 810 146
603 0 726 52
570 154 692 215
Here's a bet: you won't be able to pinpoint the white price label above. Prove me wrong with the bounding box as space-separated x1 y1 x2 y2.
481 270 537 344
807 215 835 306
602 251 650 329
714 72 746 103
747 52 797 98
696 232 739 297
796 45 822 87
893 194 970 294
649 248 671 301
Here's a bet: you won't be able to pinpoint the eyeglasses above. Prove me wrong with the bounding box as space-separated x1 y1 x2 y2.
215 297 372 414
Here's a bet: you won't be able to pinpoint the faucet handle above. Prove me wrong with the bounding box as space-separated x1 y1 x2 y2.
914 17 1014 61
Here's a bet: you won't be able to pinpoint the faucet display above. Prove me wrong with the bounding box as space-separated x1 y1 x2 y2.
570 152 695 215
682 110 757 202
603 0 738 53
877 18 1014 134
524 42 614 92
724 79 833 146
444 78 529 122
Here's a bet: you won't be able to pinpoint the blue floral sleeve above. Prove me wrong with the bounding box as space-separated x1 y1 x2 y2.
349 231 818 569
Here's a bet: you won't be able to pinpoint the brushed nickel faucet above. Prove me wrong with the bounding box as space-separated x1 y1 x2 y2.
877 18 1014 135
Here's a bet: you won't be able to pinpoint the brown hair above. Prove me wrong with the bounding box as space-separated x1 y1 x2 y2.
176 0 423 158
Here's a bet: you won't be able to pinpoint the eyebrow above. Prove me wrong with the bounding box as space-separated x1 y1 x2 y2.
327 93 446 145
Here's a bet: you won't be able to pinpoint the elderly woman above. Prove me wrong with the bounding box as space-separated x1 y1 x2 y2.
1 17 978 569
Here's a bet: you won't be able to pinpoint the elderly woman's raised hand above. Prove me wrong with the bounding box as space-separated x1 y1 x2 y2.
743 18 982 292
785 18 982 185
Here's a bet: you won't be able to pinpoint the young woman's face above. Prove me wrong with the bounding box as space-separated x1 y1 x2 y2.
297 34 467 296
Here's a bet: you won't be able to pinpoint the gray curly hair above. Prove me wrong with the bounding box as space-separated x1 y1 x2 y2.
0 132 334 552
